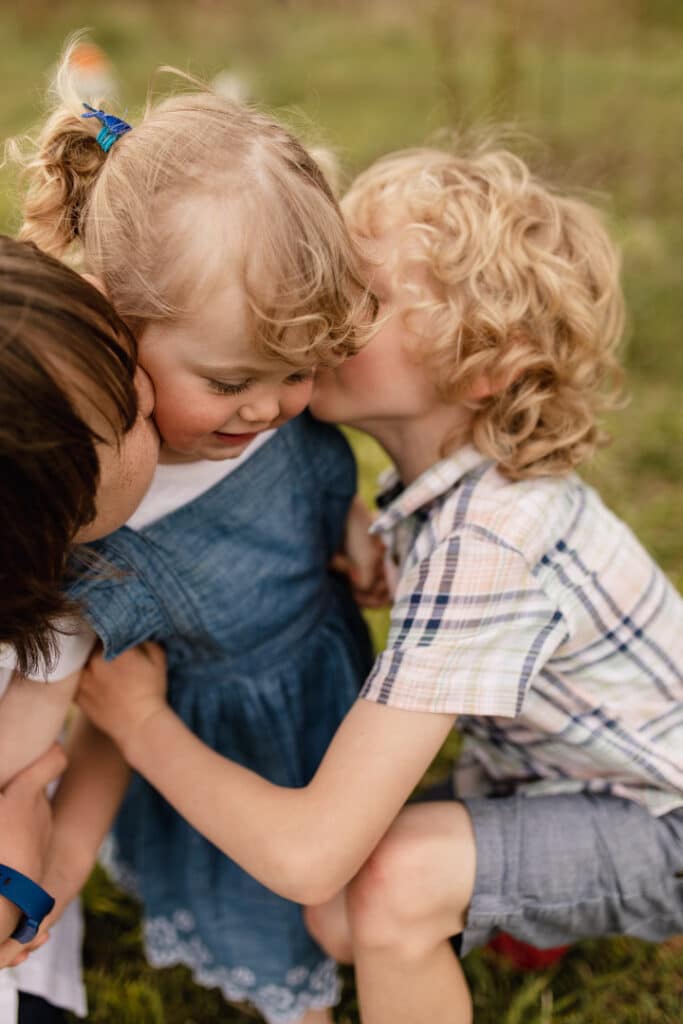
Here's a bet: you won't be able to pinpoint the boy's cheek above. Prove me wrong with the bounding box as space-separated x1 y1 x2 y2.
309 367 352 420
287 380 315 421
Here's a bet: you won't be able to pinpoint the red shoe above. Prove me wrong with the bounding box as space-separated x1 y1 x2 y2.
487 932 570 970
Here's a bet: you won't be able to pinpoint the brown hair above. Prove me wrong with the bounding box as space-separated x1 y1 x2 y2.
344 147 625 479
0 234 138 674
14 38 376 368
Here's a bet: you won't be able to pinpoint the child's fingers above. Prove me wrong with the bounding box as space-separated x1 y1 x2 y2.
329 553 353 576
350 548 384 590
354 591 390 609
83 642 166 684
27 929 51 953
0 939 23 968
354 570 392 607
7 929 51 966
358 561 389 596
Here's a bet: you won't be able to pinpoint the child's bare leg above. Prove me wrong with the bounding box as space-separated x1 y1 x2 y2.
305 890 353 963
347 802 476 1024
300 897 352 1023
300 1010 334 1024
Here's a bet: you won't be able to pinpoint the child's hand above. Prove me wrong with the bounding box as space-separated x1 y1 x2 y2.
0 744 66 879
0 744 67 964
0 924 52 969
1 827 92 968
330 537 390 608
76 643 168 757
331 495 391 609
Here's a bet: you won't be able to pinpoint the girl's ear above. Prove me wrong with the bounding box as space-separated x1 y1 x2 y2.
81 273 109 296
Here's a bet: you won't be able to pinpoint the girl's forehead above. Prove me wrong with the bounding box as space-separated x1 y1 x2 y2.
140 278 249 346
140 313 316 376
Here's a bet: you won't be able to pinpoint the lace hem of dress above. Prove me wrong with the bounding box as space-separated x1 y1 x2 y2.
99 836 340 1024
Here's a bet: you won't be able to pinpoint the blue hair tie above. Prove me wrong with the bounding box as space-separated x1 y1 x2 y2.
81 103 132 153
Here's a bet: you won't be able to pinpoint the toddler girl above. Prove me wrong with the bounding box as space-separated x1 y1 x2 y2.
17 42 376 1024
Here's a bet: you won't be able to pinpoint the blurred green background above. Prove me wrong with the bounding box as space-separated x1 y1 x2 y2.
2 1 682 1021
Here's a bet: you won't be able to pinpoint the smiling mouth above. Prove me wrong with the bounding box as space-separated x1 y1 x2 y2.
213 430 258 443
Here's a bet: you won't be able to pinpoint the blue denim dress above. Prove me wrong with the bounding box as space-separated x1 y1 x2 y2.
70 414 373 1024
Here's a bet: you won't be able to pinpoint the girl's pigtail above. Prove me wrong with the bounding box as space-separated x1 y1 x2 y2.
11 39 109 256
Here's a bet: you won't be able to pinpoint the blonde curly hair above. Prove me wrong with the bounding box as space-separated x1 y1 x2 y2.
12 37 374 367
343 147 625 479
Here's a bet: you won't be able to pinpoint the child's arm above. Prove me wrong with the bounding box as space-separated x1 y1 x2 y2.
78 644 454 905
0 744 67 956
0 670 80 789
41 711 130 917
0 713 130 967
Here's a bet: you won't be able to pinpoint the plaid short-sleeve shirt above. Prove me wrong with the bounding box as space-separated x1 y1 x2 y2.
362 446 683 816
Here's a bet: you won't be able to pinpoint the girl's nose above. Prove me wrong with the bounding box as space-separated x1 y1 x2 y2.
240 390 281 424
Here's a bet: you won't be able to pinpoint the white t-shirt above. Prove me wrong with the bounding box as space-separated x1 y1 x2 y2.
126 430 274 530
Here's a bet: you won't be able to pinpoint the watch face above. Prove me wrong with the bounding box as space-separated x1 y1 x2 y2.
11 915 38 944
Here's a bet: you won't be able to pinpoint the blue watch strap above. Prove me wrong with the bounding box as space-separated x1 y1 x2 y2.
0 864 54 944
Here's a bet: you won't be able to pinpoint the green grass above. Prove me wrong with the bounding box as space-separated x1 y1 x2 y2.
1 1 682 1020
75 866 683 1024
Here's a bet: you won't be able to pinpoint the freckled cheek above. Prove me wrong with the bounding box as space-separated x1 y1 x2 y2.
309 370 337 420
311 362 359 407
130 421 160 491
152 389 223 444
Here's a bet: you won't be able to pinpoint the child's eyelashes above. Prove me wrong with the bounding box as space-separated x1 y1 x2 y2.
206 370 313 396
208 379 251 396
285 370 315 386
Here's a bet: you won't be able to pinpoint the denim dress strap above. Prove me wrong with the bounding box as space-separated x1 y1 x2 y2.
287 412 358 556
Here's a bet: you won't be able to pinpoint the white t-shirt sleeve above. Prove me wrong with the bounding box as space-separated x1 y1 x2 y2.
0 622 97 694
0 659 13 701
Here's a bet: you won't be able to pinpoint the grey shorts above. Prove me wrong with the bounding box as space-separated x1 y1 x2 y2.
456 791 683 956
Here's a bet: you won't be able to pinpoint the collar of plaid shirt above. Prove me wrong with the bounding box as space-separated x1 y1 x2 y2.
371 444 488 535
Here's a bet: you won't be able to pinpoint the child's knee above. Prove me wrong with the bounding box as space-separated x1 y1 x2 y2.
347 808 474 959
346 836 414 951
304 896 354 964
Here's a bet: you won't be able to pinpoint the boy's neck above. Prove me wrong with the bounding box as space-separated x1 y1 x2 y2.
368 405 472 486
